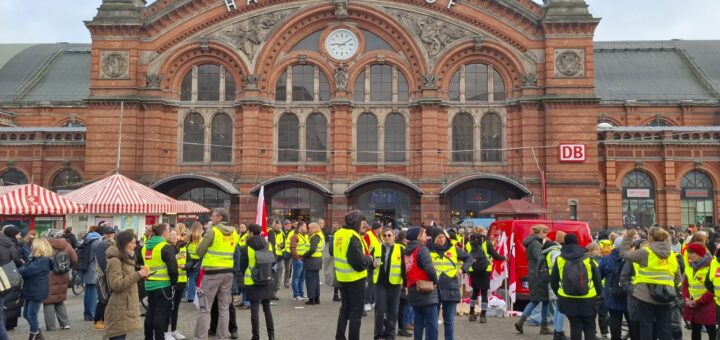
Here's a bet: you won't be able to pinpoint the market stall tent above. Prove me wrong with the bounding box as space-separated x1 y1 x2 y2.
0 183 83 233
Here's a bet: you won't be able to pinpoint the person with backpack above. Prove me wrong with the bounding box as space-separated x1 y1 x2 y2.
140 223 179 340
465 227 505 324
682 242 715 340
598 236 630 340
19 237 54 340
550 233 602 340
303 222 324 305
404 226 439 340
42 229 78 331
515 224 552 335
240 224 276 340
621 227 681 340
78 225 102 321
93 227 116 330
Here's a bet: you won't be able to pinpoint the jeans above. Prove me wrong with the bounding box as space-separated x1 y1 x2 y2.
84 283 97 319
553 301 566 332
365 270 375 305
250 300 274 340
0 295 7 340
144 286 173 340
336 279 366 340
403 303 414 326
568 315 596 340
186 270 198 301
305 270 321 300
291 259 305 298
23 300 42 334
522 300 548 324
413 305 439 340
439 302 457 340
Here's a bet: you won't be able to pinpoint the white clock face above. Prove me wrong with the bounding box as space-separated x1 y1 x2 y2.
325 29 359 61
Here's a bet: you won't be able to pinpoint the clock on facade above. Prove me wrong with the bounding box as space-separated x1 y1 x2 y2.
324 29 359 61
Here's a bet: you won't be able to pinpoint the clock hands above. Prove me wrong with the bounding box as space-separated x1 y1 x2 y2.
330 39 354 47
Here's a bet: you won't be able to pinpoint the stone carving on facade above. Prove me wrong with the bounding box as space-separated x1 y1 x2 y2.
99 51 129 79
199 37 210 52
387 9 470 64
473 35 485 51
522 73 537 87
334 65 349 91
334 0 348 19
554 49 585 78
421 74 437 89
215 10 291 61
146 73 162 88
244 74 260 90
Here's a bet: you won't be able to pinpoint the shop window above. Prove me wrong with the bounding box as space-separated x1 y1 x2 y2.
621 170 656 228
305 113 327 162
211 113 232 162
384 113 406 162
680 170 714 227
278 113 299 162
357 113 378 162
183 113 204 162
452 113 474 162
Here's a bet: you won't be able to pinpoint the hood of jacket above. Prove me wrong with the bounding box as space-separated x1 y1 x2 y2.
247 235 267 251
647 240 672 259
541 243 561 256
560 244 587 260
211 222 236 236
84 231 102 242
522 234 542 248
0 234 15 248
404 240 421 255
106 244 122 259
145 235 167 250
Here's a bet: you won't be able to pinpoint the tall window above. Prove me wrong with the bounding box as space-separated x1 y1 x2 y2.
621 171 656 228
354 64 409 102
481 113 502 162
452 113 474 162
680 171 714 227
448 63 506 102
384 113 406 162
180 64 236 102
357 113 378 162
51 169 82 191
211 113 232 162
183 113 204 162
275 65 330 102
305 113 327 162
278 113 299 162
0 169 28 186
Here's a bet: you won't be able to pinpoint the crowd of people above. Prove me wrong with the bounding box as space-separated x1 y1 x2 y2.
1 210 720 340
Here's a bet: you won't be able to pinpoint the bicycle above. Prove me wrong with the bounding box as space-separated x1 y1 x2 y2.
70 269 85 296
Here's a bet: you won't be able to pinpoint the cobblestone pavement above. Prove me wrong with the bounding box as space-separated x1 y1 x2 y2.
11 285 689 340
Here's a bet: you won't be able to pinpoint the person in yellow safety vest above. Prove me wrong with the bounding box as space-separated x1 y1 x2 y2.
620 228 681 340
302 222 325 305
334 210 373 340
289 222 309 300
550 233 603 340
363 222 383 312
140 223 179 340
184 221 204 303
240 224 276 340
193 208 239 340
281 220 293 288
465 227 506 323
370 227 405 339
681 243 716 340
166 228 187 340
238 223 249 247
268 220 284 300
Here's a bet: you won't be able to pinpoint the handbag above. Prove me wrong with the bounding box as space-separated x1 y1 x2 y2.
97 269 111 304
647 283 676 304
0 261 22 293
416 279 434 294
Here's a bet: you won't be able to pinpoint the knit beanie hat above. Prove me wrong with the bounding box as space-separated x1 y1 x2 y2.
564 233 579 245
2 225 20 239
406 227 422 241
687 242 707 257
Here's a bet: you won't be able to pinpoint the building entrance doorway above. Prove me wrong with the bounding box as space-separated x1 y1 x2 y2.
374 209 397 225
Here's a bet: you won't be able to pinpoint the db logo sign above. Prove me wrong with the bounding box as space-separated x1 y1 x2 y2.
558 144 586 163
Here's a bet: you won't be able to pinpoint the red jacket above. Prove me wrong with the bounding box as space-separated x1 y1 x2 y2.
682 264 716 325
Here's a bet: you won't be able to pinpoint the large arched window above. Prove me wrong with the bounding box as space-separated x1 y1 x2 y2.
448 63 506 102
51 169 82 192
481 113 502 162
0 168 28 186
384 113 406 162
680 170 714 227
278 113 299 162
275 65 330 102
452 113 474 162
621 170 656 228
357 113 378 162
305 113 327 162
180 64 236 102
211 113 232 162
183 113 204 162
354 64 408 102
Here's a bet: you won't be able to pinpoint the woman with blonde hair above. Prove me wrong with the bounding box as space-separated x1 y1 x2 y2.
175 223 187 242
19 237 54 340
185 221 204 302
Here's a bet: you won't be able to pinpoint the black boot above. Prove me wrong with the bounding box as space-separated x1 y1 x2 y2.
479 310 487 323
553 331 569 340
514 316 527 334
333 294 341 302
469 306 477 321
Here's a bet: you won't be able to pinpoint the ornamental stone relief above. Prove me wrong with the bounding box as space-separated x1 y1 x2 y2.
99 51 129 79
209 9 294 63
554 49 585 78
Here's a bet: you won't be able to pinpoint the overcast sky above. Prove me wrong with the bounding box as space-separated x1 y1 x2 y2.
0 0 718 43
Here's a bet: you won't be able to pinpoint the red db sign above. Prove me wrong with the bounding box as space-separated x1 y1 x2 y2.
558 144 586 162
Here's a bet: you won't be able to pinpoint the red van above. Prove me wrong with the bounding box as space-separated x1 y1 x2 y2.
488 219 592 302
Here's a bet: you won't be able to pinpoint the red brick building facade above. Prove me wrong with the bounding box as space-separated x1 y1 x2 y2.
1 0 718 229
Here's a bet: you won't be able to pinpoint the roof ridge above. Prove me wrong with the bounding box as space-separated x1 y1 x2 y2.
14 45 67 101
674 46 720 98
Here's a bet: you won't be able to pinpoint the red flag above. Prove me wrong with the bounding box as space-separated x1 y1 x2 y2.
489 231 508 292
255 185 267 236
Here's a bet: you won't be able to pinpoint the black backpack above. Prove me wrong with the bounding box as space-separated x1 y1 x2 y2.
76 238 98 271
561 256 591 296
250 248 275 285
52 250 71 274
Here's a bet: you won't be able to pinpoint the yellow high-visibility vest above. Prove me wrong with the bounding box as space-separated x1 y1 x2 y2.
633 247 677 287
296 233 309 254
284 230 295 254
202 226 239 269
366 231 381 257
334 228 367 282
142 241 169 282
482 241 493 272
685 263 709 300
708 259 720 305
239 233 248 247
187 242 200 260
309 233 324 258
373 243 404 285
431 246 459 278
556 256 597 299
177 245 188 283
273 231 285 256
244 247 257 286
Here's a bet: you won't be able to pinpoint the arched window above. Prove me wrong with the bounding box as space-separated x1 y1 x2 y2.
183 113 204 162
177 187 231 210
51 169 82 191
646 117 672 127
354 64 409 102
0 169 27 186
452 113 474 162
269 187 326 222
680 170 714 227
61 120 85 127
306 113 327 162
481 113 502 162
621 170 656 228
211 113 232 162
357 113 378 162
275 65 330 102
448 63 506 102
180 64 236 102
384 113 406 162
278 113 299 162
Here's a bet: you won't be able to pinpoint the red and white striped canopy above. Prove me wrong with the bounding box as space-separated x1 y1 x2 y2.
0 183 83 215
63 174 181 214
177 200 210 214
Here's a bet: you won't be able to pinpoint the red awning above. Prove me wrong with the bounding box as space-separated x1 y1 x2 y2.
479 199 552 215
0 183 83 215
177 200 210 214
63 174 181 214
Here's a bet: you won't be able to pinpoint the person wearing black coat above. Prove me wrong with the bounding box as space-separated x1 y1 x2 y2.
303 223 324 305
466 229 505 323
0 225 21 336
93 227 116 329
515 224 552 335
240 224 275 340
62 227 79 249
